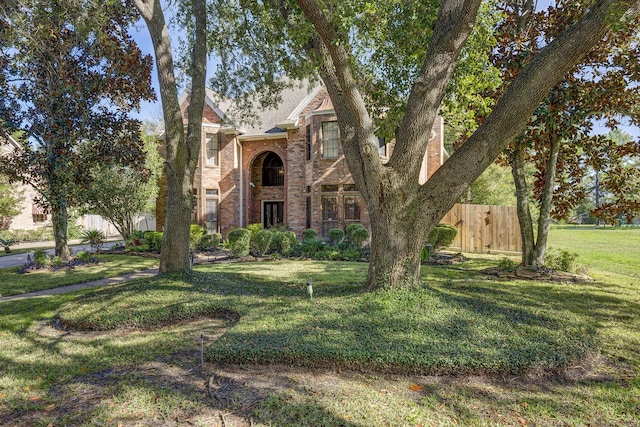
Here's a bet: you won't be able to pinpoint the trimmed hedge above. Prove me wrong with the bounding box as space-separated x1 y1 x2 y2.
227 228 251 257
428 224 457 250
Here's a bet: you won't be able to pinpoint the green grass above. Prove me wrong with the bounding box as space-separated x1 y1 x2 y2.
0 254 158 297
57 261 597 375
0 247 45 257
0 226 638 425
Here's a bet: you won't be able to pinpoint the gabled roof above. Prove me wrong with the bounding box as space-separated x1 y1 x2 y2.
226 80 322 136
159 80 323 139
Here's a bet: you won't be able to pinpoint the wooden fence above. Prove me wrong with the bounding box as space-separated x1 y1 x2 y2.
440 204 522 254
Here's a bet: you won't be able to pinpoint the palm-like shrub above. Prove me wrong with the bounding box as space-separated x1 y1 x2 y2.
81 229 106 253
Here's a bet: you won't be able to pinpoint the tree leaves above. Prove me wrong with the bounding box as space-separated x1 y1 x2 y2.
0 0 154 256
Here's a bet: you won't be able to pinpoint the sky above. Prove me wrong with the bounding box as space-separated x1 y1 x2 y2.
129 0 639 140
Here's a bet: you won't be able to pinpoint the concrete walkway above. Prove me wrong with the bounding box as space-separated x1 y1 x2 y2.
0 267 158 303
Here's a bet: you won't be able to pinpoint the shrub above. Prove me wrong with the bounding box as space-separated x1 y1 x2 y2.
428 224 457 250
498 257 519 273
545 249 579 272
327 228 345 246
198 233 222 250
190 224 206 250
145 232 163 253
51 256 63 267
247 223 263 241
300 236 324 258
131 229 146 240
227 228 251 257
281 231 298 255
254 229 274 256
81 229 106 253
0 237 17 252
76 251 93 262
33 249 49 267
346 224 369 248
341 247 361 261
302 228 318 241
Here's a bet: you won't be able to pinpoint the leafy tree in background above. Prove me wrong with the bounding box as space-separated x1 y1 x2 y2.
464 163 517 206
0 173 23 231
132 0 207 274
77 128 162 241
208 0 640 289
589 130 640 224
490 0 640 267
0 0 154 260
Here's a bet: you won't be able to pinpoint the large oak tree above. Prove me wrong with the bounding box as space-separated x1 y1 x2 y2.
255 0 640 289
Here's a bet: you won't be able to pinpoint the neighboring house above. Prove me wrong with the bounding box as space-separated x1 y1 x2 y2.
0 134 50 231
156 83 446 238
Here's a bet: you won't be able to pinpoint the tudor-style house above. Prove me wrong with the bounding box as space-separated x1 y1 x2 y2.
156 82 446 238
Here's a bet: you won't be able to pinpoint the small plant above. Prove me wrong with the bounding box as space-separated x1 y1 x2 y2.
0 237 18 253
81 229 106 253
254 229 275 256
33 249 49 267
76 251 93 262
271 230 297 255
545 249 580 272
51 256 63 267
131 229 146 240
498 257 519 273
227 228 251 257
190 224 206 250
247 223 263 240
327 228 345 246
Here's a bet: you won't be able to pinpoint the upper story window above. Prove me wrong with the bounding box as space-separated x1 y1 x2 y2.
206 133 219 166
321 121 339 158
262 152 284 186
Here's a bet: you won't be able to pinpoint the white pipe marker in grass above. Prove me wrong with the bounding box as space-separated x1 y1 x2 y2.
307 279 313 299
201 334 204 368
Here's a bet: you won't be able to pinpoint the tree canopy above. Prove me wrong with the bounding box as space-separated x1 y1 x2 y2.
0 0 154 259
201 0 640 288
488 0 640 266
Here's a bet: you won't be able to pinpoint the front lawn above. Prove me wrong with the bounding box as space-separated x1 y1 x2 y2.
0 254 158 297
0 226 638 426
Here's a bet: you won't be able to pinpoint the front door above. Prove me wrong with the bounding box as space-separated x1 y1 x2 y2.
263 201 284 229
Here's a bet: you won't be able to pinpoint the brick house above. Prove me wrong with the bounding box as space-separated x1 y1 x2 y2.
0 135 50 230
156 82 446 238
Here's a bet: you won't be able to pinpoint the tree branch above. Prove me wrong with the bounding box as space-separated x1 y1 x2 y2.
391 0 481 179
419 0 640 224
295 0 382 188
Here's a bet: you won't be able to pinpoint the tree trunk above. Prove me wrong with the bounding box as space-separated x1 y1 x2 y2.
134 0 206 274
512 141 535 266
296 0 640 289
531 134 561 266
365 191 427 290
51 204 70 261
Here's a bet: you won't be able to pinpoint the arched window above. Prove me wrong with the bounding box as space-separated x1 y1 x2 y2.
262 152 284 186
